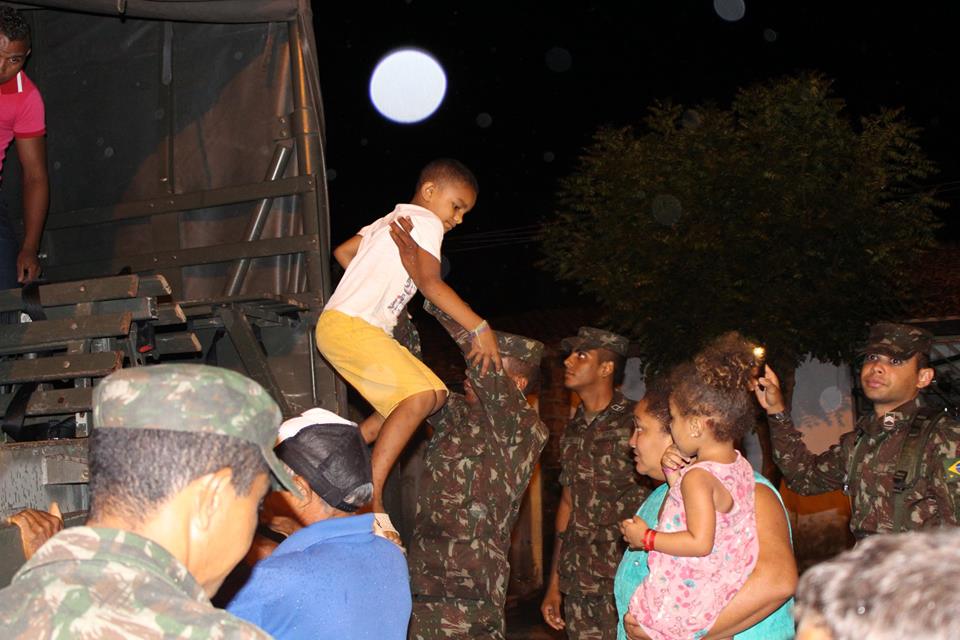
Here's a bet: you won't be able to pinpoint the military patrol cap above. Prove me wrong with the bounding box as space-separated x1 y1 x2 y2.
93 364 297 494
561 326 629 357
497 332 544 366
858 322 933 360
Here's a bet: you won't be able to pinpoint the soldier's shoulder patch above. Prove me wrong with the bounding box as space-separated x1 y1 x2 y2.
944 458 960 482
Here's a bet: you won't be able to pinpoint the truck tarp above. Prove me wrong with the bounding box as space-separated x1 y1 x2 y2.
9 0 299 23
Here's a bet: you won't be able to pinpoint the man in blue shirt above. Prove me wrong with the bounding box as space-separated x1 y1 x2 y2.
226 409 412 639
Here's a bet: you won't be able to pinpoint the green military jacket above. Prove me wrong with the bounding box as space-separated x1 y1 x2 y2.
0 527 271 639
409 316 548 608
771 396 960 535
558 391 650 596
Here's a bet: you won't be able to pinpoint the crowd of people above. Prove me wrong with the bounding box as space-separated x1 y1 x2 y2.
2 129 960 638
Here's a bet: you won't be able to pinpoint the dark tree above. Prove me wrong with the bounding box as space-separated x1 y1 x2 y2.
542 73 944 370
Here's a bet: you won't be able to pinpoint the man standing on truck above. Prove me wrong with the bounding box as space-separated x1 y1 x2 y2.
0 6 48 288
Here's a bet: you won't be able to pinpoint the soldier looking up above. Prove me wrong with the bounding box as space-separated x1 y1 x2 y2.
757 322 960 539
0 364 297 639
541 327 651 640
389 219 549 639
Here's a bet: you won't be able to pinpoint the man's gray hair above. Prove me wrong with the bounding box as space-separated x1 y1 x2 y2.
340 482 373 510
795 528 960 640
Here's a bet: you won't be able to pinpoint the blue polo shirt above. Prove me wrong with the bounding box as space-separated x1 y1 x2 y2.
227 513 411 640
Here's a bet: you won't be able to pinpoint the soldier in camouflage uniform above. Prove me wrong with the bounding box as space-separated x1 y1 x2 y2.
407 301 548 640
0 364 298 639
542 327 651 640
757 322 960 539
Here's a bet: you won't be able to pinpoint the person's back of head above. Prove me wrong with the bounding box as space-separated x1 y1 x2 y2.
274 409 374 518
795 528 960 640
0 7 30 45
90 364 297 594
669 331 763 442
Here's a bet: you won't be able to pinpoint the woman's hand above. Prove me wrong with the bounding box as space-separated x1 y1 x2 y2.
619 515 648 550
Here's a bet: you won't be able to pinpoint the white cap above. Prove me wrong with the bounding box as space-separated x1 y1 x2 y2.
278 407 357 442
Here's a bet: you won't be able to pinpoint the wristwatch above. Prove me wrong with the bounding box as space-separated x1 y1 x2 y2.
768 411 790 424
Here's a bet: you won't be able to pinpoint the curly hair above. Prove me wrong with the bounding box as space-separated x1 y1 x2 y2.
0 7 30 45
669 332 761 442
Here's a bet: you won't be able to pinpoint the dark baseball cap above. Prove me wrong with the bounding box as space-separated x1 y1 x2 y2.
275 409 372 512
561 326 629 357
858 322 933 360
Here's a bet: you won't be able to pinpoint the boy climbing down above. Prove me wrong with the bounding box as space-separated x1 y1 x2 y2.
316 158 500 543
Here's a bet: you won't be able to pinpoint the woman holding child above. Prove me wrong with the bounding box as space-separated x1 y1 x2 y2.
615 333 797 640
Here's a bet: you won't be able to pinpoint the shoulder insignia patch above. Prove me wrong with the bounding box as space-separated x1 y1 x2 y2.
945 458 960 482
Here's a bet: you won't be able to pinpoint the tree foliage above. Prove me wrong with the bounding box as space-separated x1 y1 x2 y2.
541 73 944 370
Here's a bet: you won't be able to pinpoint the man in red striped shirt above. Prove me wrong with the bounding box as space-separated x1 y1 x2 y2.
0 6 47 287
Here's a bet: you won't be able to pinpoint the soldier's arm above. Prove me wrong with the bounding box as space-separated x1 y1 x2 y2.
768 412 848 495
541 485 571 631
928 422 960 525
425 395 468 440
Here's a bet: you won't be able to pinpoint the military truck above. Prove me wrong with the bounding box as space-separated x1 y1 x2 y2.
0 0 342 584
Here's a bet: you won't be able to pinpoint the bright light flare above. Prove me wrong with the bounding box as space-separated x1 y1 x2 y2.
369 48 447 124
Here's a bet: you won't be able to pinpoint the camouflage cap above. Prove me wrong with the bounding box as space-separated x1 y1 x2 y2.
858 322 933 360
92 364 297 493
497 332 544 366
561 326 629 357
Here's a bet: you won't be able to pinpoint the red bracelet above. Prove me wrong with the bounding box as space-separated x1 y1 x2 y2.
643 528 657 552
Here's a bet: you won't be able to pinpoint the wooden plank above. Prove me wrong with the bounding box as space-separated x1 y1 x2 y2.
44 298 157 323
0 352 122 384
0 313 132 356
156 302 186 326
0 387 93 416
155 332 201 355
0 276 139 312
137 275 172 297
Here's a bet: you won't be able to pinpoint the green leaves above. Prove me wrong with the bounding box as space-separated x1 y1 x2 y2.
541 72 943 371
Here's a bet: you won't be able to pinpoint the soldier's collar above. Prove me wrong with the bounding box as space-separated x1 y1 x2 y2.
873 396 923 431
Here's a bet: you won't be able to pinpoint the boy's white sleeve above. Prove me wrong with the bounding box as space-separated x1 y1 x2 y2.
410 215 444 261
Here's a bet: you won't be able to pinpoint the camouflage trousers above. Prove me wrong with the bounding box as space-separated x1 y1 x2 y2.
563 591 618 640
409 596 505 640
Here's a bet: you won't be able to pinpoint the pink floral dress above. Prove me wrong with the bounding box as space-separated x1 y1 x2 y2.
628 452 758 640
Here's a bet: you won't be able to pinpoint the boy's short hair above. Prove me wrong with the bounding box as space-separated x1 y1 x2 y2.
0 7 30 45
417 158 478 195
795 528 960 640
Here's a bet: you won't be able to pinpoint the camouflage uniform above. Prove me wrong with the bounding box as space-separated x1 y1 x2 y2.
408 302 548 640
771 323 960 538
558 327 650 640
0 527 271 639
0 364 295 639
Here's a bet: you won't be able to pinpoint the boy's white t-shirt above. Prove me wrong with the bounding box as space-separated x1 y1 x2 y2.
324 203 444 333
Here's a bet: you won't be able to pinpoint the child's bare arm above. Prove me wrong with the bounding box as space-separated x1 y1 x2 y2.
619 515 648 550
333 234 362 269
390 218 502 373
650 469 718 557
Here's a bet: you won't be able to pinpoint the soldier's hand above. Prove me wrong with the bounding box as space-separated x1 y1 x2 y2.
754 365 787 415
16 248 42 283
540 586 565 630
389 216 420 277
467 323 502 375
623 612 653 640
7 502 63 560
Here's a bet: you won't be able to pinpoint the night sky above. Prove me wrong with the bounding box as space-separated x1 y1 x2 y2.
314 2 960 314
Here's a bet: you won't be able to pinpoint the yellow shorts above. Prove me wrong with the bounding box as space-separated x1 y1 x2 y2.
315 310 447 417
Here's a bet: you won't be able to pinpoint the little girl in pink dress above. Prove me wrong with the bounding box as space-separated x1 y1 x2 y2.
621 337 761 640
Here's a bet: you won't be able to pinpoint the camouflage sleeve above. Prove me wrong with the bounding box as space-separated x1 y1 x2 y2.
423 299 473 355
928 419 960 525
769 413 847 495
465 362 544 446
426 393 469 440
392 308 423 360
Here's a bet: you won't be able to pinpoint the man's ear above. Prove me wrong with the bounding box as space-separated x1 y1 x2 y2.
598 359 614 379
917 367 935 389
293 475 313 508
191 467 234 534
513 374 529 394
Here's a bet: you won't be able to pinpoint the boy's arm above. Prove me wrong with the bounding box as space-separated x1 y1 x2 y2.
390 218 501 374
333 234 362 269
